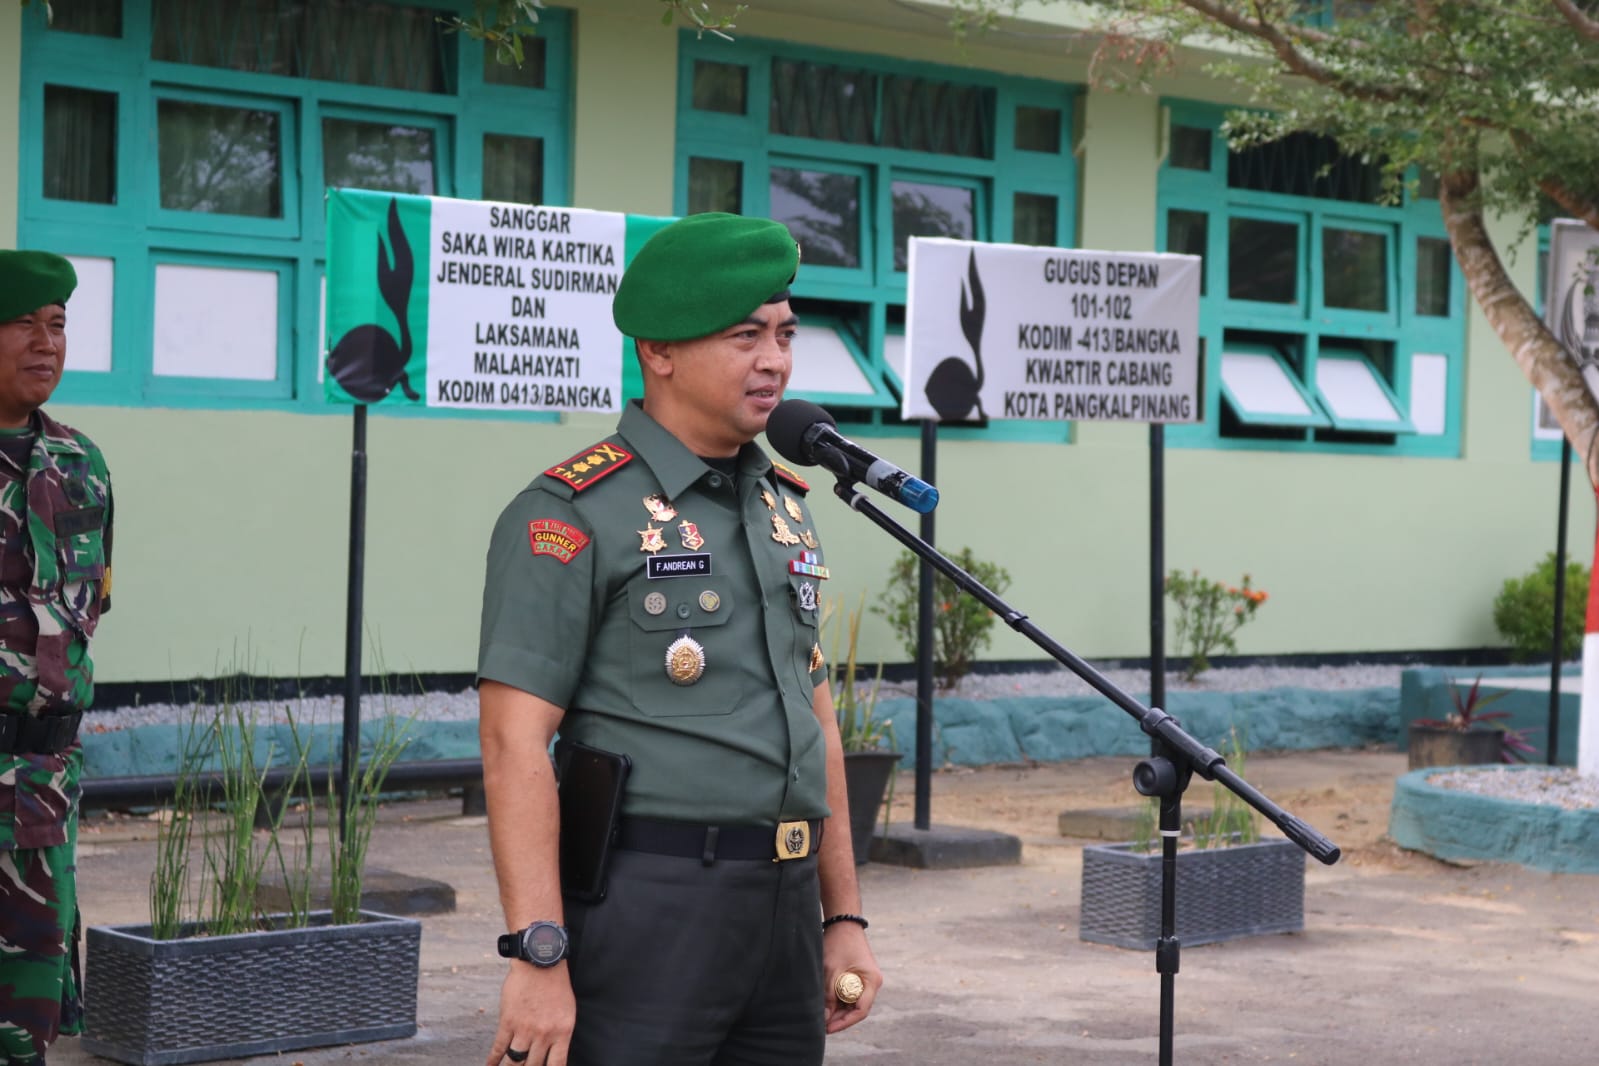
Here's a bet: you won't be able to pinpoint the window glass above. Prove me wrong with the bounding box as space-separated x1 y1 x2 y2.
689 157 742 215
49 0 122 36
1322 227 1388 311
1166 208 1207 294
770 59 875 144
881 75 995 158
770 167 861 268
323 118 436 195
484 37 547 89
1416 236 1452 316
1013 193 1057 247
692 60 747 115
152 0 450 94
892 180 974 271
1169 126 1211 171
1414 171 1440 201
44 85 117 204
1228 218 1298 303
1228 131 1384 204
483 134 543 205
158 99 283 217
1015 105 1062 154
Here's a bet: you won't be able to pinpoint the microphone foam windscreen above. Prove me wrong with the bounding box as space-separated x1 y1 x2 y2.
765 398 835 465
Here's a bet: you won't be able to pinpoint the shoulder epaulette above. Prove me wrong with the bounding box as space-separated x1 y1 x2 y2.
544 441 633 492
772 461 810 494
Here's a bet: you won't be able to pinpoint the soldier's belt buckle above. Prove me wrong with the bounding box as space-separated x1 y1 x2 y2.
773 820 812 862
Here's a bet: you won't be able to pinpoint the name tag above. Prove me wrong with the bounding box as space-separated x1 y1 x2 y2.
54 505 104 537
647 553 711 579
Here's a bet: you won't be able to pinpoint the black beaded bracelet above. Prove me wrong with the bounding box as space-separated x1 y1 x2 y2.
822 913 869 931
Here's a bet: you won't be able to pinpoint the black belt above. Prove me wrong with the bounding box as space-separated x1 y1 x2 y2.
0 712 84 755
616 816 824 864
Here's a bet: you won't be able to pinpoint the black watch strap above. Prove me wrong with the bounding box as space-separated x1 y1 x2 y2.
497 921 569 967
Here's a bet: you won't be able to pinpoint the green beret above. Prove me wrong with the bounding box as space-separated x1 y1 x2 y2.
613 213 799 341
0 250 77 322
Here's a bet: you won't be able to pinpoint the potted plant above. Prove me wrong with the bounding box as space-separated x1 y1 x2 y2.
82 696 421 1066
1407 674 1537 769
827 596 902 865
1079 730 1306 950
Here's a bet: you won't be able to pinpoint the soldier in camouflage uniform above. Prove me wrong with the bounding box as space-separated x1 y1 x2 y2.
0 251 114 1064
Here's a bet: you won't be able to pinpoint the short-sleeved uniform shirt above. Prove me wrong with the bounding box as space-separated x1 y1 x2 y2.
478 401 831 825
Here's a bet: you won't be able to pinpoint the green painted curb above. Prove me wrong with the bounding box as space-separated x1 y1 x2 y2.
1388 766 1599 874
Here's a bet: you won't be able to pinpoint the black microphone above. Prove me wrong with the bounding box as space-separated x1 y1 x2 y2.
766 399 939 514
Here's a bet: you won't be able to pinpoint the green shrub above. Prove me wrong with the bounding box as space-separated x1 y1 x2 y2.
874 548 1011 691
1492 552 1589 661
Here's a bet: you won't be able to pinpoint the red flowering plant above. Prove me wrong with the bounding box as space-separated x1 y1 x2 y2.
1165 569 1269 681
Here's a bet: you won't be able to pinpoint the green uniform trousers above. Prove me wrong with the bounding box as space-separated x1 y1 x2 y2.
0 811 82 1064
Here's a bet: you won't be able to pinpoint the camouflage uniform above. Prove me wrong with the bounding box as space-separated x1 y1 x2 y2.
0 411 112 1064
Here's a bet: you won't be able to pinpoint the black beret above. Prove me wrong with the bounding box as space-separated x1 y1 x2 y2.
613 213 798 341
0 250 77 322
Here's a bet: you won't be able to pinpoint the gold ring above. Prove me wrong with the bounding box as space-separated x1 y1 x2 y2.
834 970 865 1005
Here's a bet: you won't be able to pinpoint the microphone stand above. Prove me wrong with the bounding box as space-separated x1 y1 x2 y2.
827 473 1340 1066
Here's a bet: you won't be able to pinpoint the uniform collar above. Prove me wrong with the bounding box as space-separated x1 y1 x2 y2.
617 400 774 500
33 409 86 457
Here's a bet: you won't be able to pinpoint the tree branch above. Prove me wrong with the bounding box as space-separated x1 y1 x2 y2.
1174 0 1412 103
1552 0 1599 43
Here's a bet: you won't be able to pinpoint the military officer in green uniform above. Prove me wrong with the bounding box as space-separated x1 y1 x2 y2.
0 251 114 1064
478 213 881 1066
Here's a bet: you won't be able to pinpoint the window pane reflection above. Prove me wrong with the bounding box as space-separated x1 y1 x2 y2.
689 158 742 215
45 85 117 204
1322 227 1388 311
483 134 543 204
1416 236 1451 317
892 180 973 271
323 118 436 195
1013 193 1057 247
1228 218 1298 304
158 99 282 217
770 167 860 268
1167 209 1208 295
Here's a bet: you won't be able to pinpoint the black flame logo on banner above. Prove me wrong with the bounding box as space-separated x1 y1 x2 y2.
923 250 987 422
326 197 422 403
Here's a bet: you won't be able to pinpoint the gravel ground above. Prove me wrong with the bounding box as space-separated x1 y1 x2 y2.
1427 765 1599 809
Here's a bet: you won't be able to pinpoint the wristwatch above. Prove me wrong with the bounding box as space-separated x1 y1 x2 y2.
497 921 570 967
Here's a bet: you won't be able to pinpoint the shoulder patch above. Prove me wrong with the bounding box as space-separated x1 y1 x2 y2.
528 519 590 564
772 461 810 494
544 441 633 492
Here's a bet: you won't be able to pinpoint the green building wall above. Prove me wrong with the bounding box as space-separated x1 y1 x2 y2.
3 1 1589 688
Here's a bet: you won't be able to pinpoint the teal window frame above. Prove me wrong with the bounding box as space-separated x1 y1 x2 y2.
1157 100 1464 458
149 87 300 239
675 33 1077 444
1218 341 1328 429
1312 343 1415 434
18 0 573 422
791 314 898 411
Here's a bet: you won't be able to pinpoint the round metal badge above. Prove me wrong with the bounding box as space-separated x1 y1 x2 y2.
698 590 721 612
664 636 706 685
643 591 667 616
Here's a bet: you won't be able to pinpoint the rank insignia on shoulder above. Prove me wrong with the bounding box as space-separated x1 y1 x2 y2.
783 496 804 523
528 519 591 564
545 442 633 491
772 462 810 493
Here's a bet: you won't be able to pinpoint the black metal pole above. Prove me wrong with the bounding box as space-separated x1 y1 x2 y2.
341 405 369 841
1550 437 1572 766
915 420 937 831
1150 424 1166 715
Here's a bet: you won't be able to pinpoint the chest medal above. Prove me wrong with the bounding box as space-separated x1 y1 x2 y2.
664 635 707 685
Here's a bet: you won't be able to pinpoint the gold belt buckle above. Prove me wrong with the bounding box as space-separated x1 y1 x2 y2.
774 820 812 862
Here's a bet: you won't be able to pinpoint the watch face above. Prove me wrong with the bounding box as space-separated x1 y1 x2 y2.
523 922 567 966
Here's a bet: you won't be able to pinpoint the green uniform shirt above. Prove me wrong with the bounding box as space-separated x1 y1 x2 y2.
479 402 831 825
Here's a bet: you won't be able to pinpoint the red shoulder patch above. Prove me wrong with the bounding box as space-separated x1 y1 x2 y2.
544 442 633 491
772 461 810 493
528 519 590 564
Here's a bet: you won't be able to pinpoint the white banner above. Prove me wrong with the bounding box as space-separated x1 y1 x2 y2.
903 238 1201 424
425 199 626 412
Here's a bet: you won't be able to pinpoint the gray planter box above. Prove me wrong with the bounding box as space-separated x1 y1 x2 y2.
1079 836 1305 950
83 910 420 1066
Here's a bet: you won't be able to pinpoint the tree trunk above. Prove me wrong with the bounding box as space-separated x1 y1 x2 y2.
1438 169 1599 488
